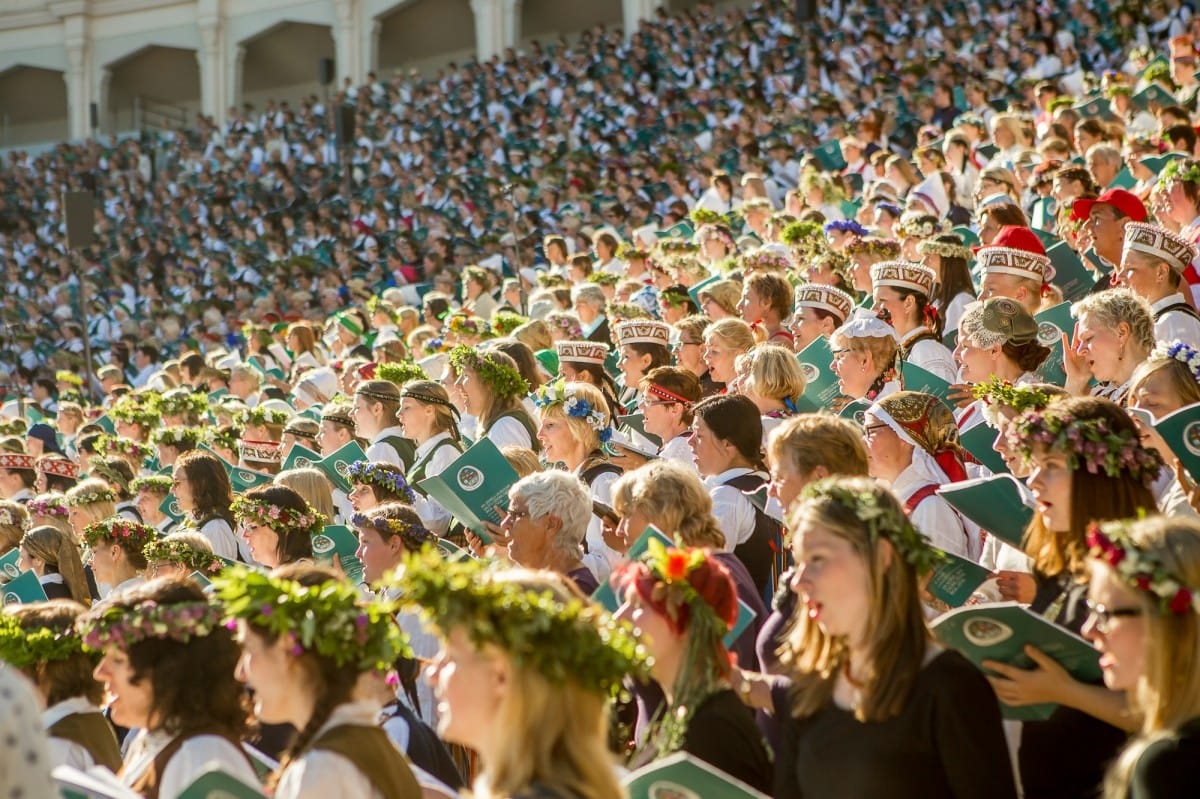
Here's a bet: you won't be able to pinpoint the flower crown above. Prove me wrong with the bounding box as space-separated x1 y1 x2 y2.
607 302 652 321
230 496 327 537
825 219 869 237
208 427 242 452
143 537 223 574
585 271 621 287
971 376 1053 412
351 513 437 549
1153 340 1200 385
0 614 88 669
801 479 946 575
82 518 157 551
213 566 410 671
1007 409 1164 485
0 419 26 436
109 397 161 428
448 346 530 399
157 392 208 417
640 539 722 630
422 336 451 356
239 407 290 427
1088 520 1200 615
615 243 650 261
660 288 693 308
844 236 902 258
781 221 826 252
55 370 84 387
1159 159 1200 189
532 381 612 443
345 461 417 503
738 248 792 273
654 237 699 256
130 476 173 494
491 311 529 336
547 315 583 338
152 427 204 448
447 314 494 339
65 486 117 508
78 599 224 652
26 495 68 517
897 215 944 239
393 549 648 696
917 238 973 261
94 434 152 460
0 507 22 529
377 361 429 387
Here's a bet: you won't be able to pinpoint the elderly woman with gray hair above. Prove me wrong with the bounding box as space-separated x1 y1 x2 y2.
571 283 613 347
500 470 598 595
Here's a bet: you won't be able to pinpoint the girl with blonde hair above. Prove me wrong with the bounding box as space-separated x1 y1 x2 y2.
702 317 756 387
737 344 807 440
19 525 90 603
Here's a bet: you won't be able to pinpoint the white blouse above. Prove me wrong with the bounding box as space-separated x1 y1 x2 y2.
274 702 392 799
120 728 259 799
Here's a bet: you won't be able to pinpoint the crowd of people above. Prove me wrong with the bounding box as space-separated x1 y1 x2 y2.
3 0 1200 796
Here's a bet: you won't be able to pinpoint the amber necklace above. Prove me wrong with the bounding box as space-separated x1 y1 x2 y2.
842 658 867 712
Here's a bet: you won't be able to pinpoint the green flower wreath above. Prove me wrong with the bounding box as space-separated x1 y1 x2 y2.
213 566 410 671
0 613 89 669
157 391 209 418
970 376 1052 413
392 549 649 696
238 407 291 428
801 479 946 576
1007 408 1164 485
82 517 158 551
208 427 242 452
109 395 162 428
93 434 152 461
230 496 327 538
377 361 429 387
491 310 529 336
1159 158 1200 189
130 476 173 495
585 271 621 287
143 537 224 575
78 599 224 652
151 427 204 448
448 345 530 399
64 485 118 508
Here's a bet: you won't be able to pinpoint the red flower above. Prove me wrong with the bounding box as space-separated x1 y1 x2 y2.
1106 547 1126 567
664 551 690 582
1170 588 1193 615
1135 574 1152 591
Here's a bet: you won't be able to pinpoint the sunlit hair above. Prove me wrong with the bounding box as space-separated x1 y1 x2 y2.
20 525 90 604
1099 516 1200 799
1128 352 1200 412
1071 288 1155 355
743 344 807 404
611 461 725 548
539 382 610 453
767 415 869 490
274 467 335 522
780 477 928 723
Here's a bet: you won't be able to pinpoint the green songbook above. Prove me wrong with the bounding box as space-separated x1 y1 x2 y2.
2 570 48 605
312 440 369 494
837 398 872 426
687 273 723 310
795 336 848 412
312 525 365 585
281 443 323 472
810 139 846 172
0 548 20 581
933 602 1102 721
900 361 953 404
1045 241 1096 302
1032 302 1074 387
188 570 212 588
928 551 993 607
957 423 1009 475
937 474 1033 549
176 768 267 799
1133 83 1175 112
158 495 185 525
1108 166 1137 190
623 751 771 799
415 438 519 544
1145 403 1200 484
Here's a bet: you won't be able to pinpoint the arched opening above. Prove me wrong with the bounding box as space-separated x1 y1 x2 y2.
0 66 68 146
519 0 622 42
240 21 335 114
106 46 200 134
376 0 474 76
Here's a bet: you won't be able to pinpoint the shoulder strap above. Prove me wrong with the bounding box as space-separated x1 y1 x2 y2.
579 453 622 485
48 712 123 772
1155 301 1200 322
379 435 417 470
903 484 941 515
309 724 422 799
491 409 541 452
900 331 938 360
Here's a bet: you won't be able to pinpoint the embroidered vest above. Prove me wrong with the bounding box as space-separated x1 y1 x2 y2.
48 711 123 772
308 724 422 799
722 473 784 598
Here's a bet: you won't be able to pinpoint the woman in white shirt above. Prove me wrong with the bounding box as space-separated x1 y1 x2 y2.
451 345 538 451
79 577 258 797
395 381 463 536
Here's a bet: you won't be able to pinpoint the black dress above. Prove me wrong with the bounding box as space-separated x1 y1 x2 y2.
679 689 773 795
1128 717 1200 798
774 649 1018 799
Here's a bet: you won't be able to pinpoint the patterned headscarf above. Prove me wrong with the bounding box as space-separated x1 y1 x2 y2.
870 391 969 483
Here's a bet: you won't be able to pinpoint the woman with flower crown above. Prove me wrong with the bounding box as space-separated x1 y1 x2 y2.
217 563 421 798
1 601 121 771
985 396 1163 799
1083 515 1200 799
770 477 1017 799
231 485 323 569
397 550 646 799
450 345 538 451
614 541 772 793
394 380 464 536
78 576 258 796
532 380 622 582
83 518 156 603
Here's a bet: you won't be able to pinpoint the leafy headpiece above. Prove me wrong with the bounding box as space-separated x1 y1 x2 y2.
77 599 224 651
0 613 88 669
1007 407 1163 485
1088 520 1200 615
448 346 529 399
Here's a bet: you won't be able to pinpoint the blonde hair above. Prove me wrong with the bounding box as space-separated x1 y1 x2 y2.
500 446 542 478
65 478 117 527
780 477 929 723
1072 288 1156 354
539 382 610 453
611 462 725 548
21 525 90 605
274 468 335 522
1101 516 1200 799
0 500 29 553
743 344 807 405
473 571 623 799
704 317 756 353
512 319 553 352
767 415 869 485
403 380 460 440
830 329 898 375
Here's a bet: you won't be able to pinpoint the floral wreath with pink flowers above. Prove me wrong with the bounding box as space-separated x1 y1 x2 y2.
1088 520 1200 615
26 495 69 518
1007 408 1163 486
230 496 327 537
81 518 158 551
77 599 225 651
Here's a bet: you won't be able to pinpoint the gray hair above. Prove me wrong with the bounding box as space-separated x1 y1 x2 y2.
571 284 607 310
1071 288 1155 353
509 471 591 556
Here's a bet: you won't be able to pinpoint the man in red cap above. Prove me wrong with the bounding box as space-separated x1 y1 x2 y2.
1072 188 1148 294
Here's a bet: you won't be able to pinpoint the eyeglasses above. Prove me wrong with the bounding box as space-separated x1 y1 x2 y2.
862 423 891 438
639 399 677 409
1085 599 1144 635
503 507 530 523
171 477 188 488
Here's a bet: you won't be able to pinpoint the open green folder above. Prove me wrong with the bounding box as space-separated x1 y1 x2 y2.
937 474 1033 548
592 526 756 648
281 443 323 472
624 751 771 799
795 336 848 412
900 361 953 404
933 602 1102 721
196 444 273 492
0 548 20 581
927 551 992 607
158 495 185 526
311 440 369 494
1032 302 1074 387
957 423 1009 475
1144 404 1200 484
1045 241 1096 303
688 273 723 310
2 570 48 605
416 438 519 545
313 525 365 585
838 398 872 426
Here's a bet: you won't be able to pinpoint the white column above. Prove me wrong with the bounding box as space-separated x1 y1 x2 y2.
622 0 662 39
333 0 361 85
470 0 506 61
226 43 245 121
503 0 521 51
197 19 226 125
365 18 382 79
61 14 92 139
